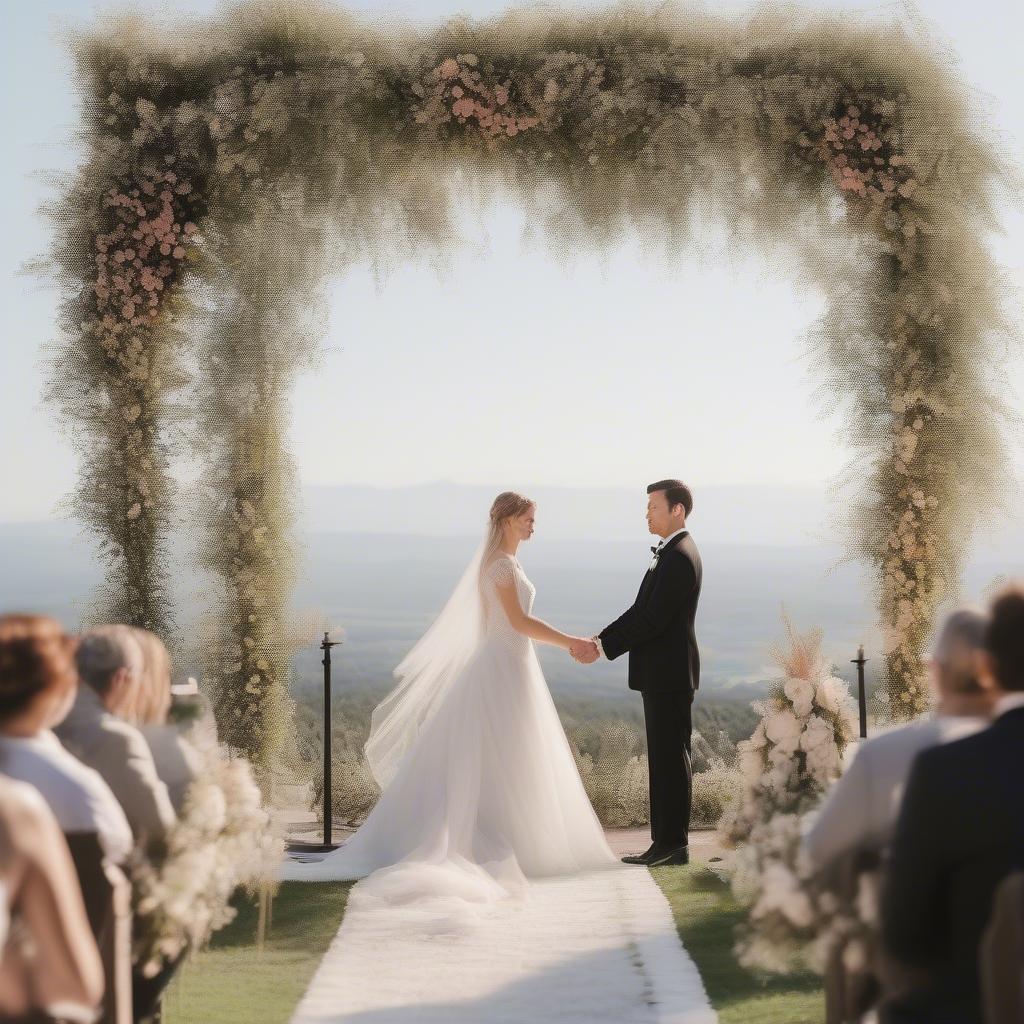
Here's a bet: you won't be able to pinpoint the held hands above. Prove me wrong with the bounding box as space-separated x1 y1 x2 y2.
569 637 599 665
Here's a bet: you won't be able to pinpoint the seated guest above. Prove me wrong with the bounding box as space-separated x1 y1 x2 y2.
59 627 185 1024
980 871 1024 1024
0 774 104 1023
804 608 994 872
882 583 1024 1024
125 627 201 814
55 625 176 846
0 614 132 866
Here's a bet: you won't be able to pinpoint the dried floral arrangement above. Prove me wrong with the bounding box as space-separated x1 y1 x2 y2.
721 620 867 973
129 729 285 976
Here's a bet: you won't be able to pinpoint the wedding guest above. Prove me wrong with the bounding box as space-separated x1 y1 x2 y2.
980 871 1024 1024
882 582 1024 1024
55 625 175 846
0 773 104 1023
0 614 132 867
125 627 201 814
60 627 190 1024
803 608 994 873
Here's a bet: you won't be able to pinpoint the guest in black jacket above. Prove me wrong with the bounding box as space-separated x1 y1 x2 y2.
882 582 1024 1024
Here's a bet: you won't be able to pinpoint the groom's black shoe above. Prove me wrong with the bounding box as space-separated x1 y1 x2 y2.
621 843 658 865
646 844 689 867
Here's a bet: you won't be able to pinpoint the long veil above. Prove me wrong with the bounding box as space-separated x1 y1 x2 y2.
363 533 492 789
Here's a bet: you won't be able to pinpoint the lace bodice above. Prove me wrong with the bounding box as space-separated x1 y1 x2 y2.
482 555 536 653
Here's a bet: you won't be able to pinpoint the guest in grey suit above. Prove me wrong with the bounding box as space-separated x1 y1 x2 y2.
54 625 176 846
126 627 201 815
803 608 996 873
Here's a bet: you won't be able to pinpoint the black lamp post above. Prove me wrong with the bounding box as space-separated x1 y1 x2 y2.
852 644 868 739
319 630 342 850
285 628 345 855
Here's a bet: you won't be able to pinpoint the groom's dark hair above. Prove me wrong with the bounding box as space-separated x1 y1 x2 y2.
985 582 1024 692
647 479 693 518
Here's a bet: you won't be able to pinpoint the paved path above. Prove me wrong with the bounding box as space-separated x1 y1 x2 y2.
288 857 718 1024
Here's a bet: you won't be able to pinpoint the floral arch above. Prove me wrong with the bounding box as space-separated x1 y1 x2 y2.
39 1 1017 775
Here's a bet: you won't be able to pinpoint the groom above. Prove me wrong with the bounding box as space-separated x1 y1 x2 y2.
571 480 702 867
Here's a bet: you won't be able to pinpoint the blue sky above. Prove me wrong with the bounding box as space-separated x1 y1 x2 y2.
2 0 1022 524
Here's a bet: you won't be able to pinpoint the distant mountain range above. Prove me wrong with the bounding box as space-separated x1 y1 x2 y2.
2 480 1022 704
294 481 1024 560
295 480 837 546
5 480 1023 552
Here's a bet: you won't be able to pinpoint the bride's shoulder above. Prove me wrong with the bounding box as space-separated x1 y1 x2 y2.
484 554 518 582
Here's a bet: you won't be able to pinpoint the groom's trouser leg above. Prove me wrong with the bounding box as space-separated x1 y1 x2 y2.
642 688 693 850
642 689 662 848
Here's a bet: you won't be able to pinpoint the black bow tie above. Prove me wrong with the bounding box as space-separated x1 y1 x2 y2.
650 544 662 555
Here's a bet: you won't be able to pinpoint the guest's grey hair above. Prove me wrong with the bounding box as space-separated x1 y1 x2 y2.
75 625 144 695
931 607 988 695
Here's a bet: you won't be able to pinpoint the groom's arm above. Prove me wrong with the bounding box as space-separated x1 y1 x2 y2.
598 555 695 660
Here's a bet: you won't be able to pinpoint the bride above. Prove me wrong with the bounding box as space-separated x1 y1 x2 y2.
279 491 621 901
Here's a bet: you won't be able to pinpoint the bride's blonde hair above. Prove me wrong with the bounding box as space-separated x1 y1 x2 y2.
482 491 535 569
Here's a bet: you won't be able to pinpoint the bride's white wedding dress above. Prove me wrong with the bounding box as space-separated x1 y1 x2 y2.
279 548 620 903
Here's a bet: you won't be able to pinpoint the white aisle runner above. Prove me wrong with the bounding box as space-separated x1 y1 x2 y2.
290 865 718 1024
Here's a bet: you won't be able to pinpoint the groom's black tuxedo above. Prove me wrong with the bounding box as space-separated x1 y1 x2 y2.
598 530 702 852
599 530 702 694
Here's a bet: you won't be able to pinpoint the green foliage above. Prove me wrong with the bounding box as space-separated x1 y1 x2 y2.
288 691 746 828
564 718 742 829
285 690 382 824
570 718 651 827
652 866 824 1024
694 701 761 747
691 756 744 829
162 881 353 1024
186 187 334 776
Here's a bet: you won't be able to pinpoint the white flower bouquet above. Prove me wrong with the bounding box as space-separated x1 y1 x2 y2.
720 616 863 973
128 730 286 978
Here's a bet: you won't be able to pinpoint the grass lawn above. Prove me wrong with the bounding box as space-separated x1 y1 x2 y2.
651 864 825 1024
161 881 353 1024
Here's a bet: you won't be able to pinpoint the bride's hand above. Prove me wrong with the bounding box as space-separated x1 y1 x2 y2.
568 637 599 665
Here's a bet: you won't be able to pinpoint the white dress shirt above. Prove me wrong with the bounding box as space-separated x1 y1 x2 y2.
994 692 1024 718
593 527 689 659
0 729 133 865
655 527 689 550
